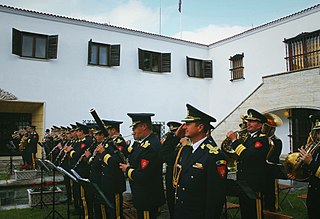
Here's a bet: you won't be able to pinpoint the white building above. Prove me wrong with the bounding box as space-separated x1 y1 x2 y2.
1 4 320 156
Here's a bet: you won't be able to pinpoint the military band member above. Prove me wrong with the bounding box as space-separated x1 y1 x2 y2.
297 116 320 219
85 128 107 219
25 125 39 169
93 120 127 219
66 122 94 218
172 104 227 219
262 113 283 212
160 121 183 219
120 113 165 219
226 109 269 219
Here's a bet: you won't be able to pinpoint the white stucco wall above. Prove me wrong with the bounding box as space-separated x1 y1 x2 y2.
0 7 212 137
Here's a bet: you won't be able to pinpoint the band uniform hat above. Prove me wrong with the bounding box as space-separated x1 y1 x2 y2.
29 125 36 129
60 126 67 131
246 109 267 123
182 104 216 124
70 124 77 131
93 128 104 135
127 113 155 127
76 122 89 132
102 120 123 130
167 121 181 132
310 115 320 130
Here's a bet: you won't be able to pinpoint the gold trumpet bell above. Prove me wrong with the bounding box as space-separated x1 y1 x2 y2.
284 152 310 182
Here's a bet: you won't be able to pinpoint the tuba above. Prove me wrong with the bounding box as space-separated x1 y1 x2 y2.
221 115 248 168
262 112 283 164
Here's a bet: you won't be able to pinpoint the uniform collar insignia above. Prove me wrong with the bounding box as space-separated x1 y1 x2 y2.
141 140 150 148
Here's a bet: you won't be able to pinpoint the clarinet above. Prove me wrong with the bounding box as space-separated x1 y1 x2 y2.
53 138 68 165
72 138 97 170
58 138 74 166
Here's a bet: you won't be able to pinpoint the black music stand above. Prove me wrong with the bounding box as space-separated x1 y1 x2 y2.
271 163 288 179
56 166 77 219
225 179 258 219
33 159 50 209
44 159 64 219
71 169 114 210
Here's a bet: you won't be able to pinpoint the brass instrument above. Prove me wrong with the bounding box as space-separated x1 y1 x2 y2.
262 112 283 164
221 115 248 167
284 136 320 181
18 130 29 151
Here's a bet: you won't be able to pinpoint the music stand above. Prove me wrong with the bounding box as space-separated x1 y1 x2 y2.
32 159 50 209
70 169 114 210
225 179 258 219
44 159 64 219
57 166 77 219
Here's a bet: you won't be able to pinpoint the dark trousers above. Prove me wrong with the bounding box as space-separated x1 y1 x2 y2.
136 208 158 219
264 178 278 211
72 182 81 214
307 187 320 219
239 192 264 219
104 192 124 219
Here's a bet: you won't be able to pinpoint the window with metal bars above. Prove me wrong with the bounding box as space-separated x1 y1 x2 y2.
138 48 171 73
88 39 120 67
12 28 58 59
229 53 244 81
186 57 212 78
284 30 320 71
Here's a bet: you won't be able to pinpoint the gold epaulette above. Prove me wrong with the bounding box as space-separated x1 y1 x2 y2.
200 143 219 154
127 145 133 153
259 133 266 137
140 140 150 148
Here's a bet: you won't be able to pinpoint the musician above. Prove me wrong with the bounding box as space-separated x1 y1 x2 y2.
262 113 283 212
120 113 165 219
171 104 227 219
25 125 39 169
160 121 183 219
298 116 320 219
85 128 107 219
226 109 269 219
92 120 127 219
66 122 94 217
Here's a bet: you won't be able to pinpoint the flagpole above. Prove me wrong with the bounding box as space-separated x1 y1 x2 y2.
179 0 182 39
159 0 162 35
180 10 182 39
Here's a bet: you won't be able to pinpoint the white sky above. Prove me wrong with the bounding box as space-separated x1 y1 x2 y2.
0 0 319 44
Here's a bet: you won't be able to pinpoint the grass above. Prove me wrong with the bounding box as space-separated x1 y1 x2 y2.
227 189 308 219
0 204 79 219
0 189 309 218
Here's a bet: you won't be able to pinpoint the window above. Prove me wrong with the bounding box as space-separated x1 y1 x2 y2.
88 39 120 66
186 57 212 78
12 28 58 59
229 53 244 81
138 48 171 73
284 30 320 71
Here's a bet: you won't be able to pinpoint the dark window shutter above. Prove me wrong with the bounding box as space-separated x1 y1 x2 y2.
138 48 144 70
110 44 120 66
186 56 191 76
88 39 92 64
161 53 171 72
12 28 22 56
203 60 212 78
47 35 58 59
